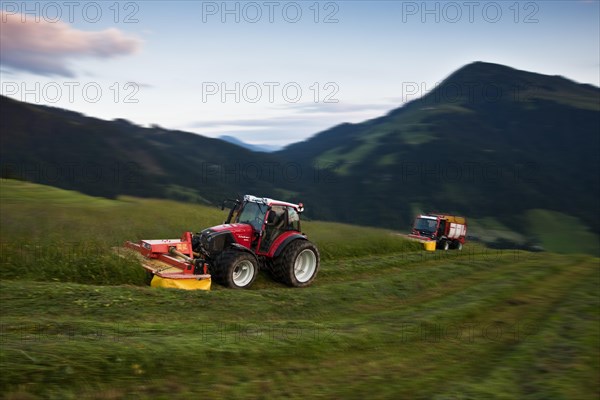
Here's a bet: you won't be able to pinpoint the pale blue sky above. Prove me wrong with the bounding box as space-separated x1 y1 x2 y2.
1 1 599 146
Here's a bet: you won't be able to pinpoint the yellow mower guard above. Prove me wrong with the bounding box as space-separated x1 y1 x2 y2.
151 275 212 290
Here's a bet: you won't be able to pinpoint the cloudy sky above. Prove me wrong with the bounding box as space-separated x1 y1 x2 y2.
1 1 599 147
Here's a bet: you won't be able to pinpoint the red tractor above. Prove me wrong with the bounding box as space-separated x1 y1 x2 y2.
409 214 467 250
126 195 320 289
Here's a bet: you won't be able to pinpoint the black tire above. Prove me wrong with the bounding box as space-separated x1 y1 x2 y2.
453 241 463 251
439 240 450 251
211 250 258 289
272 240 320 288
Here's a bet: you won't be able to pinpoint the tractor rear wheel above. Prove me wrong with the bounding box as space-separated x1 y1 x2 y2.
211 250 258 289
439 240 450 251
272 240 319 287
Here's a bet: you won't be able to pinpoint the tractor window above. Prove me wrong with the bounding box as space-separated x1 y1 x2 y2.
414 218 437 234
236 202 267 232
269 206 287 230
287 208 300 232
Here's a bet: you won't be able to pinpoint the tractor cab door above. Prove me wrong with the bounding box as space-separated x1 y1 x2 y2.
437 219 447 238
259 206 289 253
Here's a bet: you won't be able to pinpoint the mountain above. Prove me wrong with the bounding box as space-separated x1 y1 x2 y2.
0 96 282 204
1 62 599 250
219 135 282 153
277 62 600 237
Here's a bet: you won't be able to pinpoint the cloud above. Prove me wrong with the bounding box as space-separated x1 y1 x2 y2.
182 95 411 146
277 102 398 115
0 11 141 77
189 115 338 131
184 100 405 146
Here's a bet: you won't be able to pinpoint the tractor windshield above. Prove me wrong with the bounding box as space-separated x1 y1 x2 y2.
414 218 437 234
236 201 267 231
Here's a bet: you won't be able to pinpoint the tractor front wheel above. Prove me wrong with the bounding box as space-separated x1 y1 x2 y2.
211 250 258 289
272 240 320 287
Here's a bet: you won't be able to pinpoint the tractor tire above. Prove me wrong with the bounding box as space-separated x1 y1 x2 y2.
272 240 319 288
454 241 463 251
211 250 258 289
439 240 450 251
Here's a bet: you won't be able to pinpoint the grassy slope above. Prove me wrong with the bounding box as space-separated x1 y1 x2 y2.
466 213 599 256
1 179 598 399
525 209 600 256
0 179 420 284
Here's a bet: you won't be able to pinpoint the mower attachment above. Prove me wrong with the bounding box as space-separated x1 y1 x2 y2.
124 232 211 290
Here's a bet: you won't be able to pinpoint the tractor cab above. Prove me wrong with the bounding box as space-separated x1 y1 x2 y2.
231 198 268 233
413 215 439 238
223 195 303 255
259 204 301 253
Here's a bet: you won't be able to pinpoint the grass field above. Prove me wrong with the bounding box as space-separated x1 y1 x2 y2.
525 209 600 256
1 179 598 399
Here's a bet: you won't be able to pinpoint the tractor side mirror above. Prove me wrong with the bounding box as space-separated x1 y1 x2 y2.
221 198 240 211
220 199 231 211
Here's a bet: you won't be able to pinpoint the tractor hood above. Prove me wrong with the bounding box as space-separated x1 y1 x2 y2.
202 223 254 249
209 223 253 235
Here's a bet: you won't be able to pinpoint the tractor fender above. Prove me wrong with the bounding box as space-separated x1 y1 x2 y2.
229 243 259 262
271 234 308 258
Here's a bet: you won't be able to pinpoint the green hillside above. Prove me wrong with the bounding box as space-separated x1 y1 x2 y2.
279 62 600 239
1 62 599 255
0 179 420 284
1 180 598 399
525 209 600 255
0 96 280 203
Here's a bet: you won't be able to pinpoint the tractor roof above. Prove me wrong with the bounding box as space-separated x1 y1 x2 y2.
418 214 467 224
244 195 304 212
